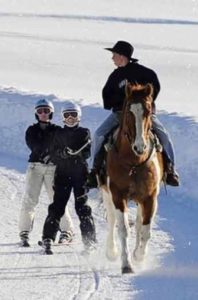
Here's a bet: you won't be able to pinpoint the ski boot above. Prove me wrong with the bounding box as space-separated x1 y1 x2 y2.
58 231 73 244
165 163 180 186
19 231 30 247
43 238 53 255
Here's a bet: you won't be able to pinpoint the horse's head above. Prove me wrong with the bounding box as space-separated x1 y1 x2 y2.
123 83 153 156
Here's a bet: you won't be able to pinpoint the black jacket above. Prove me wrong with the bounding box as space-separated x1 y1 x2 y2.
50 125 91 168
102 62 160 112
26 122 59 163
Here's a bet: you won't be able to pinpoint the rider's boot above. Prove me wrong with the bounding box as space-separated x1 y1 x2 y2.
165 163 180 186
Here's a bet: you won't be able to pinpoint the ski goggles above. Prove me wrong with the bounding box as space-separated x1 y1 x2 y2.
63 111 78 119
36 107 51 115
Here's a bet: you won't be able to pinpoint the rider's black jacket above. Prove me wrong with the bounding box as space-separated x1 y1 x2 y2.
25 122 59 163
102 62 160 113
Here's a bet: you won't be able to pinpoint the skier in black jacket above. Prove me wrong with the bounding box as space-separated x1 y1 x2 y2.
19 99 73 247
41 101 96 254
89 40 179 187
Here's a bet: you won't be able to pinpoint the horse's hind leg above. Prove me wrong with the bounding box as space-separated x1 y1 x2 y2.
102 188 118 261
115 200 133 274
133 197 157 262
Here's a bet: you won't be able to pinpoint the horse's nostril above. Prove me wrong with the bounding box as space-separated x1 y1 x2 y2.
138 149 144 155
134 145 138 152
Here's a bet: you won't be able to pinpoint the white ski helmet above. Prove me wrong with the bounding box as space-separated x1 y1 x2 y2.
61 101 81 127
35 99 54 120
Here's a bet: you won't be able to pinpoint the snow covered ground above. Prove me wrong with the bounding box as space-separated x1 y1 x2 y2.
0 1 198 299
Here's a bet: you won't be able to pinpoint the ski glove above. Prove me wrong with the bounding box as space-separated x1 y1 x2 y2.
42 155 51 164
40 149 51 164
62 147 70 158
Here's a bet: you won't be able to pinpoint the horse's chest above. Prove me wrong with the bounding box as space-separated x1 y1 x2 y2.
118 169 155 198
109 154 158 197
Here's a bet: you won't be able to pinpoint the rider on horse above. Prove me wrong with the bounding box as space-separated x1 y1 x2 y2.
88 40 179 188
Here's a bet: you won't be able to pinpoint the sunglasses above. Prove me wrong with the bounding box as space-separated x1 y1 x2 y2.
36 107 51 115
63 111 78 118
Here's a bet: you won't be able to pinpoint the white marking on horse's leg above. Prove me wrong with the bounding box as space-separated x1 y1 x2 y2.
134 197 158 262
101 181 118 260
116 209 132 271
130 103 146 153
133 157 160 262
133 224 151 261
134 204 142 254
152 156 161 195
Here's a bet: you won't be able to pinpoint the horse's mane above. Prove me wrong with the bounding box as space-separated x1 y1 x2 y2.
125 83 154 103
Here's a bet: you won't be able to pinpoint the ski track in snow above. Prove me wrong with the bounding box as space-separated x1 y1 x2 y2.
0 12 198 26
0 31 197 55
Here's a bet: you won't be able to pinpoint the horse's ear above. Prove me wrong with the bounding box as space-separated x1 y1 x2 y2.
125 82 132 98
145 83 153 98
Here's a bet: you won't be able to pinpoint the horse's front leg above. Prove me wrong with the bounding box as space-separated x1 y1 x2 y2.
133 197 157 262
133 204 142 257
102 188 118 261
133 223 151 262
115 200 133 274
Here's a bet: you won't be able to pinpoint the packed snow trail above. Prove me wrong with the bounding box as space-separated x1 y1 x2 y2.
0 162 173 299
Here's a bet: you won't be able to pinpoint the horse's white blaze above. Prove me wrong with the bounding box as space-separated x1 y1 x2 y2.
130 103 146 153
101 177 118 260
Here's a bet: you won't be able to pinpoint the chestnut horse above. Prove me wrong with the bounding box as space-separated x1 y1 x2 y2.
101 83 164 274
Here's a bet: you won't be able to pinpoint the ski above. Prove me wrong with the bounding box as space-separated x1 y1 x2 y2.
57 239 72 246
19 231 30 247
44 248 53 255
38 240 71 247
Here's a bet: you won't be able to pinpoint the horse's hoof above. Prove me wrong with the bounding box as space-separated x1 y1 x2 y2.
122 265 134 274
